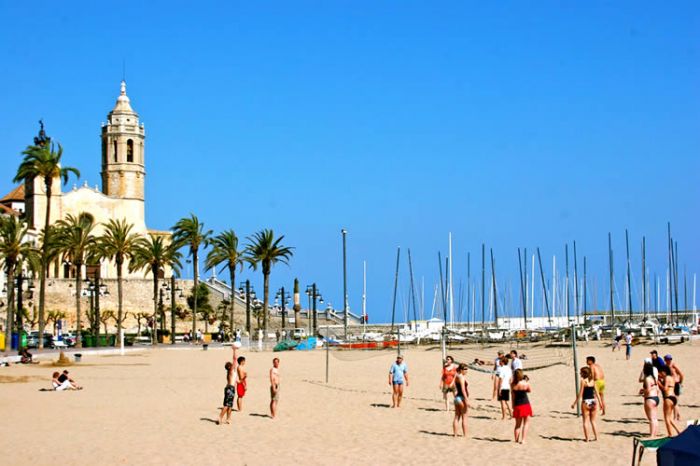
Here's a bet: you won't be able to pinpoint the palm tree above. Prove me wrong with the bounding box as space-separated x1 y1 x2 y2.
245 229 294 337
0 216 40 349
14 141 79 348
205 230 247 339
172 214 211 337
96 219 140 345
46 310 67 335
53 213 97 348
130 234 182 345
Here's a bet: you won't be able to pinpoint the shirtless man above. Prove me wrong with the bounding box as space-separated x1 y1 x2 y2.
218 346 238 425
270 358 281 419
664 354 684 421
586 356 606 415
236 355 247 412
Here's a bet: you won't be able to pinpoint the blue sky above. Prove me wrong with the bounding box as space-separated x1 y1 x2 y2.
1 2 698 323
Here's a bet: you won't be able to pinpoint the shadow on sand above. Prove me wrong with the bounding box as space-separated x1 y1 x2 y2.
418 407 443 412
419 430 453 437
370 403 391 408
602 417 646 424
473 437 510 443
249 413 272 418
540 435 585 442
606 430 644 438
199 417 218 424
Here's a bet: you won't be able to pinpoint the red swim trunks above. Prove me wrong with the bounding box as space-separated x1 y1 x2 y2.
236 382 246 398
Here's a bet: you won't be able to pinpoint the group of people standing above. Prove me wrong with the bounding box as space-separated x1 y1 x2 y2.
640 350 685 438
217 345 281 424
434 351 533 443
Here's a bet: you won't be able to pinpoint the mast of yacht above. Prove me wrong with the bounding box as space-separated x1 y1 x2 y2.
565 244 570 323
448 233 454 327
537 248 553 327
362 260 367 334
490 248 499 328
642 237 647 320
573 241 579 323
625 229 633 322
608 233 615 325
518 248 527 330
552 255 557 322
531 254 535 321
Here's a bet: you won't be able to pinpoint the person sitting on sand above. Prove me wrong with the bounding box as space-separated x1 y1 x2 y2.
440 355 457 411
511 369 532 444
19 348 34 364
389 354 408 408
218 346 238 425
493 357 512 420
452 363 469 438
236 355 247 412
472 358 486 366
571 366 603 442
53 370 82 391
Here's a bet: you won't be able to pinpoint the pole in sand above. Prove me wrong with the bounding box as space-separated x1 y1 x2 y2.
571 323 580 417
325 325 330 384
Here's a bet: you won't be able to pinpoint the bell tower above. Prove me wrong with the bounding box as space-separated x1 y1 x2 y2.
101 81 146 202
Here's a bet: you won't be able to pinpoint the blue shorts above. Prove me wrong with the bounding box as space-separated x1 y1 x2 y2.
392 380 404 386
454 395 464 405
626 345 632 355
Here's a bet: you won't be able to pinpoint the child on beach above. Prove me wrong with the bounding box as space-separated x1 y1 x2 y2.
218 346 238 425
452 363 469 438
511 369 532 444
571 366 603 442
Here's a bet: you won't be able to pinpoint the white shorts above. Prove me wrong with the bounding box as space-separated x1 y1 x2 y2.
54 380 72 391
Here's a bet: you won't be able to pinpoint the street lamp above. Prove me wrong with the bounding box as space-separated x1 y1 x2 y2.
276 287 291 333
305 284 323 336
238 280 255 335
162 277 182 344
84 273 108 345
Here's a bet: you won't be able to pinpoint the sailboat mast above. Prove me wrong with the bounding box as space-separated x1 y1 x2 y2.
625 229 633 321
362 260 367 334
518 248 527 329
448 233 454 326
490 248 498 326
537 248 552 326
608 232 615 324
481 244 486 329
573 241 579 322
642 236 647 319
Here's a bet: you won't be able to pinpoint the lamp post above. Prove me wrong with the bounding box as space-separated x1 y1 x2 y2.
276 287 291 333
239 280 255 335
84 273 108 345
162 277 183 344
305 284 323 336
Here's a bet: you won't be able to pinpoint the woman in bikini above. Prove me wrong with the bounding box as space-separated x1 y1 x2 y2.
660 366 681 437
452 363 469 438
571 366 603 442
441 356 458 411
640 362 659 437
511 369 532 444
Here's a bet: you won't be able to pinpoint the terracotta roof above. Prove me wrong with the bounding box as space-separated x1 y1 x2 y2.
1 184 25 202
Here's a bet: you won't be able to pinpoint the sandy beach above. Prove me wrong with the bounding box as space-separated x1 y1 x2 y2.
0 340 698 465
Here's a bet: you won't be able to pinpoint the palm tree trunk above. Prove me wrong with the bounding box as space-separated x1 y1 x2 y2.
152 267 159 345
263 270 270 338
38 176 52 349
229 265 235 340
75 263 83 348
192 250 198 338
5 264 15 351
117 262 124 346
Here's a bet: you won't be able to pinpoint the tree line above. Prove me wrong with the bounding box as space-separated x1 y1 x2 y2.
1 138 293 350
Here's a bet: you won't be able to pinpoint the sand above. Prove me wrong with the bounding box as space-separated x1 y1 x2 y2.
0 340 698 465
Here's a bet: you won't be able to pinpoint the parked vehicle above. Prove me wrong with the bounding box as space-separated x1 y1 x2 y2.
26 331 53 349
291 328 307 340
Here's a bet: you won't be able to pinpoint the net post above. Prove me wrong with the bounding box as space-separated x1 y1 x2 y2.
571 323 580 417
325 325 330 384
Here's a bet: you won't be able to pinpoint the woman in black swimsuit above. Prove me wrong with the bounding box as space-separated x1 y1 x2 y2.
452 363 469 438
571 367 602 442
640 362 659 437
660 366 681 437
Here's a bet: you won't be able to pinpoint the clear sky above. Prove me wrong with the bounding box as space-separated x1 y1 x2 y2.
1 1 698 324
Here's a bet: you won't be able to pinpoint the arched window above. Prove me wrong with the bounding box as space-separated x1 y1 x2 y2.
113 140 118 162
127 139 134 162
